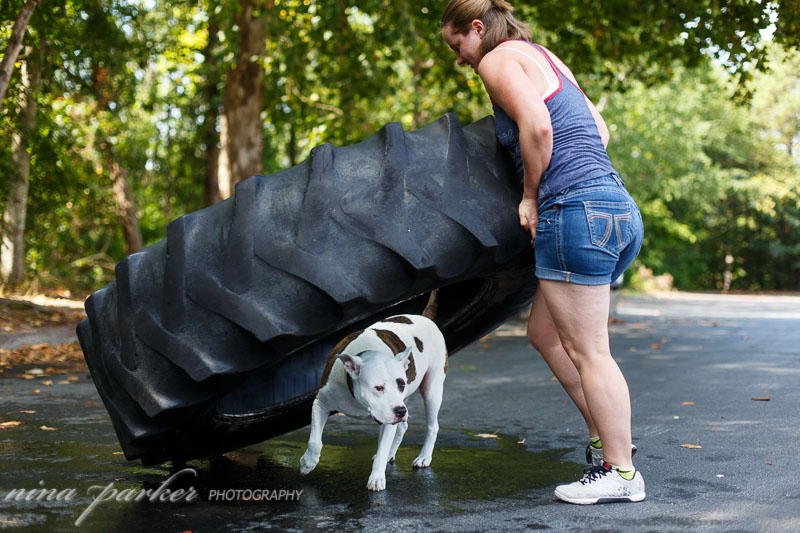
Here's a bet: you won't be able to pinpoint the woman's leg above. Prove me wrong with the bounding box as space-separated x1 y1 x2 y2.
527 289 598 437
538 279 633 468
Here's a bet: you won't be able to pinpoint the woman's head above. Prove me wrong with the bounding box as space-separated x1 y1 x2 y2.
441 0 530 61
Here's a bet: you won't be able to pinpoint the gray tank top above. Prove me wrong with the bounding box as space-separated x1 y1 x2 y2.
492 42 619 204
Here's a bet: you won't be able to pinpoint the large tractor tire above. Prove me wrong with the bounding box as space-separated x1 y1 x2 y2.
77 113 537 466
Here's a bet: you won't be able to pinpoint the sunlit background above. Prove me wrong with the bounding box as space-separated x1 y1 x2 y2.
1 0 798 295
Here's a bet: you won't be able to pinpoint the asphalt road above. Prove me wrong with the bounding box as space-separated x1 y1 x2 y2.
1 292 798 532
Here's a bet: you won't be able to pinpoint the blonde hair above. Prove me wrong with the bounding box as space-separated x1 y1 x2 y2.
441 0 531 56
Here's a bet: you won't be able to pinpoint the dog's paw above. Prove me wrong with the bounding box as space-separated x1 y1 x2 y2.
366 473 386 491
299 451 319 475
412 455 432 468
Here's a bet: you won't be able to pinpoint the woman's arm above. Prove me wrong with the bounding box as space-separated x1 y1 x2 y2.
478 51 552 237
478 51 553 202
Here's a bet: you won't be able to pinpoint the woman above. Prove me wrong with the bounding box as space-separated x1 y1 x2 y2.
441 0 646 504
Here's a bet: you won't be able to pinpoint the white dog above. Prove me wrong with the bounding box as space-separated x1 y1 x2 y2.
299 292 447 491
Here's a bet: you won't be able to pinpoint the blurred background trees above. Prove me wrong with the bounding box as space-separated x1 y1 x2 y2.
1 0 799 295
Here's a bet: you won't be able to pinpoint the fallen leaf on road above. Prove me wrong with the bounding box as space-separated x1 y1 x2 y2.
41 380 53 386
681 444 702 449
67 376 79 382
20 374 36 380
474 432 501 440
751 397 770 401
31 389 40 393
0 342 86 370
517 438 526 445
651 344 661 349
39 425 57 431
19 410 35 414
765 462 774 466
0 421 23 429
58 380 70 385
550 376 559 382
682 402 695 406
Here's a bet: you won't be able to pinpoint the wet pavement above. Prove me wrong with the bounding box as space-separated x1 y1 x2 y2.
1 292 799 532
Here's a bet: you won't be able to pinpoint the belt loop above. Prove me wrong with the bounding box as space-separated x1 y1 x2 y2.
612 173 625 188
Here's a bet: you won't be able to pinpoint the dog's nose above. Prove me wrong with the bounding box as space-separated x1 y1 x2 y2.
394 406 407 418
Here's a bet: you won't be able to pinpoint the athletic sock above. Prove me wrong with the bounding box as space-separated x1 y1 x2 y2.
609 463 636 481
589 436 602 449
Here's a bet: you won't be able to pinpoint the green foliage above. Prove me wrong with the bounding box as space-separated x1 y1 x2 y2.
1 0 798 294
253 0 489 172
604 60 800 291
523 0 785 90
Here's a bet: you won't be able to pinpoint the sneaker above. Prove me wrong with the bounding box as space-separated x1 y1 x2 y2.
555 464 646 505
586 442 638 468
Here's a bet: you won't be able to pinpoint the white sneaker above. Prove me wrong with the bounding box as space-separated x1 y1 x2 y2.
555 465 646 505
586 442 638 468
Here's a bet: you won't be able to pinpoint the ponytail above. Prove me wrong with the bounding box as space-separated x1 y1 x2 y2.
441 0 531 56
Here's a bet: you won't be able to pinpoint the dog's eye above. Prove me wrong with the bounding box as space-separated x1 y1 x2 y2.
374 385 384 392
396 379 405 392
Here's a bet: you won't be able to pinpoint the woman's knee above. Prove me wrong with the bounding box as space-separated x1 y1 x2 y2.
561 341 612 371
527 320 560 356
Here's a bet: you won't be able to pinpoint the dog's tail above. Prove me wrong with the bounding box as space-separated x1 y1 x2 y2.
422 289 439 321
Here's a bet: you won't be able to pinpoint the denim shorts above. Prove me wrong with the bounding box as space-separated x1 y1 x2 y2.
534 174 644 286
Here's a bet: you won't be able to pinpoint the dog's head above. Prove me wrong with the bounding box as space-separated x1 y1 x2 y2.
338 347 412 425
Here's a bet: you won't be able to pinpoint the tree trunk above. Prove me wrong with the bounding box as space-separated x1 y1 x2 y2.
203 21 222 207
109 160 144 255
0 0 39 108
288 124 298 167
218 1 265 200
1 47 40 285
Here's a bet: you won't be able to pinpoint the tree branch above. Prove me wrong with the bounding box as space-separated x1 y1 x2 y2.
0 0 41 108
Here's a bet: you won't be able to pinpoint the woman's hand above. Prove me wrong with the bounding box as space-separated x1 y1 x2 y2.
518 198 538 246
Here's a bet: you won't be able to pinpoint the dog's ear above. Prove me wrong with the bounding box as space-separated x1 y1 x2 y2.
394 347 413 370
337 354 362 377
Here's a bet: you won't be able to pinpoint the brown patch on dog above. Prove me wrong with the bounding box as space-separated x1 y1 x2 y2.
383 316 413 324
406 353 417 382
414 337 424 352
373 329 407 355
319 330 363 387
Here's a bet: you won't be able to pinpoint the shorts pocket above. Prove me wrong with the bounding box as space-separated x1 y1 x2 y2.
583 201 633 252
